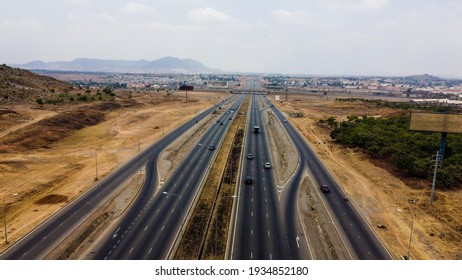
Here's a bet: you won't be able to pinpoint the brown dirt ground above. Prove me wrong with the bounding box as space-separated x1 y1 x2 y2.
0 90 228 254
274 93 462 260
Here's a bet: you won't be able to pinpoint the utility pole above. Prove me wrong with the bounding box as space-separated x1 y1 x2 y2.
430 151 443 206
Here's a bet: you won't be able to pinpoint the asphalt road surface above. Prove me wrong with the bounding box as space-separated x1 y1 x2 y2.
231 94 290 260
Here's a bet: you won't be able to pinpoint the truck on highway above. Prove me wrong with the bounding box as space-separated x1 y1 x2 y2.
253 126 260 133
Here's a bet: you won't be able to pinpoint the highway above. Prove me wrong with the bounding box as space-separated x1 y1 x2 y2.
0 94 241 260
92 95 245 259
263 95 393 260
231 94 290 260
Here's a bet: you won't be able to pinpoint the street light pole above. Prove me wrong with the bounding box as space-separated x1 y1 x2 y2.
95 149 98 180
397 208 414 260
2 197 6 244
162 192 183 232
3 193 18 244
162 191 183 256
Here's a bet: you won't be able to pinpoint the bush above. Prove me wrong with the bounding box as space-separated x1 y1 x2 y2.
329 114 462 187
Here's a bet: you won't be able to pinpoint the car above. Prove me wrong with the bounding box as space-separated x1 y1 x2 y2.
245 176 253 184
320 184 329 193
208 145 215 150
220 122 223 125
247 153 254 159
264 162 271 169
228 117 232 120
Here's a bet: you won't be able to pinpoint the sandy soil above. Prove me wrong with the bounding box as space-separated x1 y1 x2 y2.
274 93 462 260
0 91 228 254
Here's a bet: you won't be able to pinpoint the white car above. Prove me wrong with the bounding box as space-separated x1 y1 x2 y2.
264 162 271 169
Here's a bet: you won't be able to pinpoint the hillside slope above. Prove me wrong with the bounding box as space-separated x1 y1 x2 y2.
0 64 71 104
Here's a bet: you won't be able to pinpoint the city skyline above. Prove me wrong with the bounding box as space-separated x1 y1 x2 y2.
1 0 462 77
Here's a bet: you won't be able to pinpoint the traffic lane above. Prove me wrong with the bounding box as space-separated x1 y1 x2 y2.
135 101 239 259
97 117 221 259
236 96 283 259
97 99 240 259
269 98 391 260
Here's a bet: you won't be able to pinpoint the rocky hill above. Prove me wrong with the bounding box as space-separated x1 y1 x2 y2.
0 64 71 104
14 57 219 74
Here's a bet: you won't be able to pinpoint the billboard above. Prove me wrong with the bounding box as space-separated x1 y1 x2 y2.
410 113 462 134
275 95 280 101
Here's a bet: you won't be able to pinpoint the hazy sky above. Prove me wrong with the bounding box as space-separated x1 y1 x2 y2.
1 0 462 76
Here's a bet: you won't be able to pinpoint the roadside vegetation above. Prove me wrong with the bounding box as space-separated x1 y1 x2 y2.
323 114 462 188
35 87 115 105
336 98 462 114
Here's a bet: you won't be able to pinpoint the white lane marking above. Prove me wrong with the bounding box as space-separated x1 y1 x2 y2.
251 229 253 235
129 248 134 254
268 231 270 237
161 226 165 232
148 248 153 254
144 226 148 231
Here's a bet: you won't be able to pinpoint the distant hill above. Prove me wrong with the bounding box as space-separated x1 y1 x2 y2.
404 74 444 81
14 57 219 73
0 64 71 104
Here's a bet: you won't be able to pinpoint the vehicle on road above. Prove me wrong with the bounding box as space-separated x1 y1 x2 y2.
247 153 254 159
264 162 271 169
208 145 215 151
245 176 253 184
253 126 260 133
320 184 330 193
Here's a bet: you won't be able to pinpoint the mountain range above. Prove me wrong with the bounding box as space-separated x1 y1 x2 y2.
14 57 219 74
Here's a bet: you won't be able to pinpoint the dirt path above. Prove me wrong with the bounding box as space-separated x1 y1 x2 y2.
0 111 57 139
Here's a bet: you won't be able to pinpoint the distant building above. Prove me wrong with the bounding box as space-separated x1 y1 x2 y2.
207 81 228 89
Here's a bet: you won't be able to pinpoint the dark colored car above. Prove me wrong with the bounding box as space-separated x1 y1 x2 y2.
320 184 329 193
208 145 215 150
245 176 253 184
247 153 254 159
